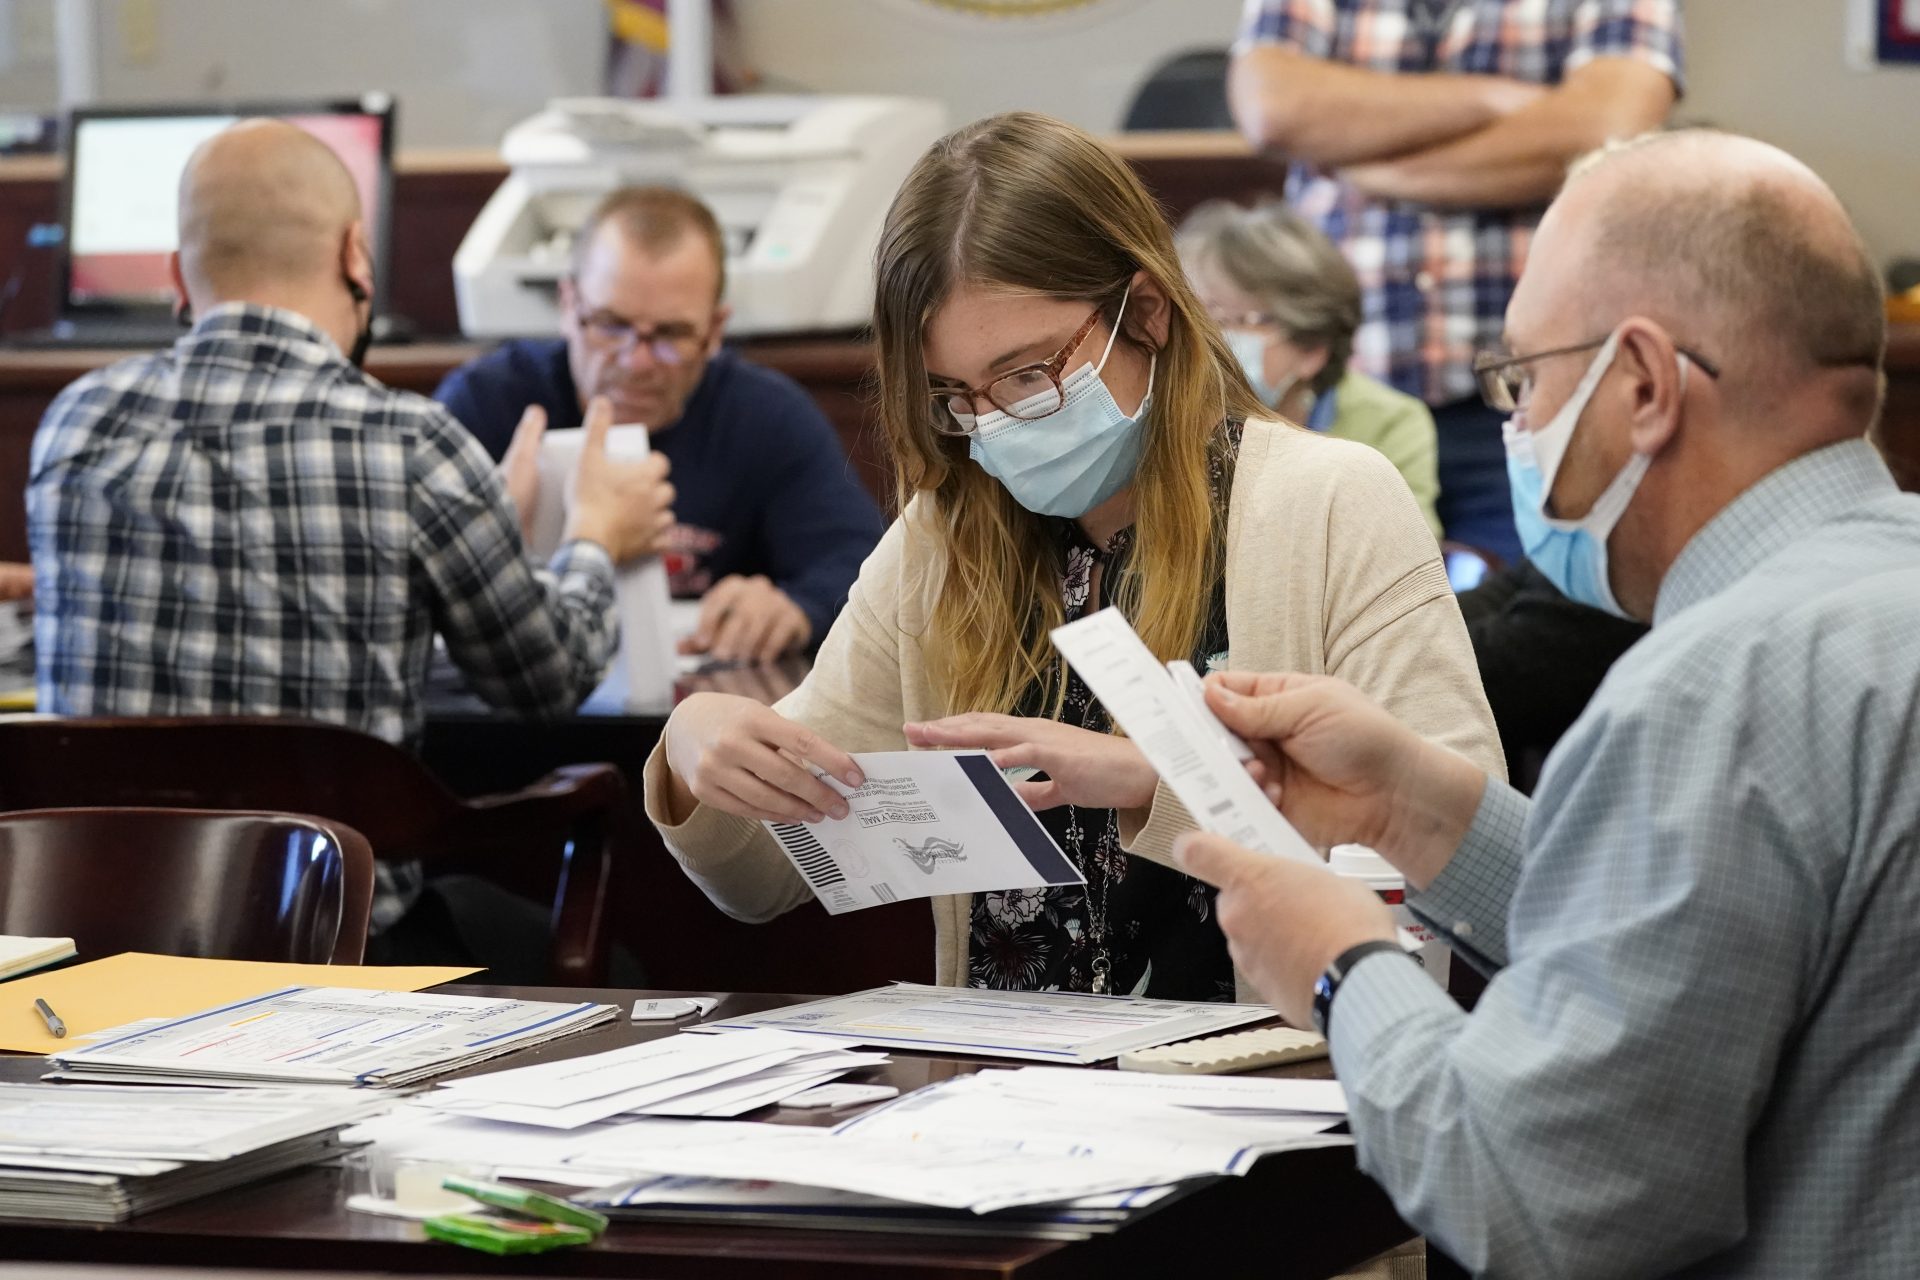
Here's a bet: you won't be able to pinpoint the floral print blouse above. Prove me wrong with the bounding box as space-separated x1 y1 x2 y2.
967 423 1241 1001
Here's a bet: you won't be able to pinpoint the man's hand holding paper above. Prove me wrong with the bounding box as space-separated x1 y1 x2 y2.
1199 670 1488 893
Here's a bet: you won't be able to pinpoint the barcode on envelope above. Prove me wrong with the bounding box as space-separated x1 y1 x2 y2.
769 822 848 891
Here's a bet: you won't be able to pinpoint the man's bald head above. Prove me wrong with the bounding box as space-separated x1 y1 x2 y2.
1535 129 1885 426
177 119 363 300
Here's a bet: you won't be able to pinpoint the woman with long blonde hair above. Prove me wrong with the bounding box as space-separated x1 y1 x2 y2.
646 112 1500 999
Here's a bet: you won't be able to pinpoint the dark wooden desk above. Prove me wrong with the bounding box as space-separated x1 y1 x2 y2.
0 985 1413 1278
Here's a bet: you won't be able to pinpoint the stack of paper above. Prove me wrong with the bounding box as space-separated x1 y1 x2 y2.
420 1029 889 1127
578 1172 1194 1241
552 1067 1348 1216
694 983 1274 1063
0 935 76 982
344 1060 1351 1236
0 1083 388 1222
48 987 618 1088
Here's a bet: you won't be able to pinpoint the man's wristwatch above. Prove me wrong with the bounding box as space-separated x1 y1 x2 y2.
1311 940 1410 1038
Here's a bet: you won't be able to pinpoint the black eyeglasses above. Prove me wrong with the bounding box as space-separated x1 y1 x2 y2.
574 308 710 367
1473 337 1721 412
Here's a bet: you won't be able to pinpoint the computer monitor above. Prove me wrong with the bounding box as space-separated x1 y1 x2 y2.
57 94 395 320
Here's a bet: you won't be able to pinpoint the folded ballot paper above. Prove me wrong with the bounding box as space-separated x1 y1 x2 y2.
0 1083 387 1222
1050 608 1322 865
526 423 677 711
417 1028 888 1128
762 750 1084 914
47 987 617 1088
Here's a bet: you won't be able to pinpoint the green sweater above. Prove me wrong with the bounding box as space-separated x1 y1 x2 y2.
1319 369 1443 540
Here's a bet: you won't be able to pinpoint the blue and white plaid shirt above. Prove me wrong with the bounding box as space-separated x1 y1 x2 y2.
1235 0 1685 405
1331 441 1920 1276
29 306 621 926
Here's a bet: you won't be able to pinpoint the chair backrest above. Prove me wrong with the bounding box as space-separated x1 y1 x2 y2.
1121 49 1234 131
0 807 373 963
0 717 468 857
0 716 629 984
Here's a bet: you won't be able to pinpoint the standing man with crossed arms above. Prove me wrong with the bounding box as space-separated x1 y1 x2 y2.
1229 0 1683 565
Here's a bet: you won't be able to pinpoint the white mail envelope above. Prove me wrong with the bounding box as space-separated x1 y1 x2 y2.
761 751 1083 914
526 424 676 710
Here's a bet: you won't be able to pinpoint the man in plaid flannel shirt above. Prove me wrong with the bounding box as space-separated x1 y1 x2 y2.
28 120 674 947
1230 0 1684 564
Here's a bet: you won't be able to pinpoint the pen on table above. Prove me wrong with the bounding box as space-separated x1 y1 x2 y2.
33 997 66 1038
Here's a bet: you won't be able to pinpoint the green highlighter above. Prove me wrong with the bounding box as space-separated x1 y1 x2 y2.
422 1213 595 1256
438 1175 611 1233
422 1176 610 1255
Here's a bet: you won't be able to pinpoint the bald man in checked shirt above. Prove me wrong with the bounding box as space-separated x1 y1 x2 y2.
29 120 671 957
1176 131 1920 1277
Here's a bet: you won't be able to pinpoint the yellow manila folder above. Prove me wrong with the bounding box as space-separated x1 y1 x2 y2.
0 952 479 1055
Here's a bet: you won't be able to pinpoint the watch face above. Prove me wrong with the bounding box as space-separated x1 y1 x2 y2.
1311 973 1336 1035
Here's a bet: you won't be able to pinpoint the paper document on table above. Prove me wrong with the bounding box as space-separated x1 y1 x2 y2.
760 750 1083 915
0 1084 388 1163
834 1073 1345 1177
528 423 676 711
0 935 76 982
563 1120 1175 1214
0 953 477 1055
421 1028 889 1126
50 987 615 1087
695 983 1271 1064
1050 608 1320 864
992 1065 1348 1115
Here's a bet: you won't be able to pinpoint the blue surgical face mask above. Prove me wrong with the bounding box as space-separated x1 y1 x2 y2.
1503 328 1682 618
1223 328 1297 411
962 291 1154 518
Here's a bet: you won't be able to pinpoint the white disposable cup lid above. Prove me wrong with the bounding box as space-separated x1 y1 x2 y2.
1328 843 1404 891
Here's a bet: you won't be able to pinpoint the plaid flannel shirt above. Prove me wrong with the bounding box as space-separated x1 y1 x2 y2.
28 305 620 927
1235 0 1685 405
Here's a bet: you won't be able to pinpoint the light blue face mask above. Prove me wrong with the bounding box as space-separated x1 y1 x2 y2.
1503 328 1682 619
964 292 1154 518
1223 328 1297 411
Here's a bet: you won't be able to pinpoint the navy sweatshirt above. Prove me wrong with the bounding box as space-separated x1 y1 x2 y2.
435 339 884 644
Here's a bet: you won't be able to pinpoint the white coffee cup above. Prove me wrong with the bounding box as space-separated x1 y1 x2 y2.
1328 844 1451 989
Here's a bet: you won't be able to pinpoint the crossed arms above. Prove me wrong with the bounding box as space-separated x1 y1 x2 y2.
1228 46 1676 208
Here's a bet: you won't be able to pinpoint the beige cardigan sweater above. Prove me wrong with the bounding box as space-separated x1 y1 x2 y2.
643 420 1505 997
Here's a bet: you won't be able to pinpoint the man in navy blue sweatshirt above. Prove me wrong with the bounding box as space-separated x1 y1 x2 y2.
437 187 884 663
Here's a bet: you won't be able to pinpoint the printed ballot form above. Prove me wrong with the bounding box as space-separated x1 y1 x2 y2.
696 984 1271 1063
761 751 1083 914
1049 609 1321 864
527 424 677 711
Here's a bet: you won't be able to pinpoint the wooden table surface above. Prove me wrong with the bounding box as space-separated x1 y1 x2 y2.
0 985 1412 1279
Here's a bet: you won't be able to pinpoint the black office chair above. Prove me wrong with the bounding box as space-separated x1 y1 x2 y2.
1122 49 1235 131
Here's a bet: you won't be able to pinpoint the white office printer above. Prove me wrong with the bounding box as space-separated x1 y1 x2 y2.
453 94 947 338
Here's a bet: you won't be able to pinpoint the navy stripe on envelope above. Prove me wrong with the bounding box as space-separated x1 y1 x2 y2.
954 753 1082 885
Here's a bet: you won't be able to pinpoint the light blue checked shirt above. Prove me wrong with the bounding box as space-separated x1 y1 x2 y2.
1329 440 1920 1277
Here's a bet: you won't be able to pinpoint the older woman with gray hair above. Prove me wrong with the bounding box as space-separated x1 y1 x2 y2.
1178 199 1441 538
